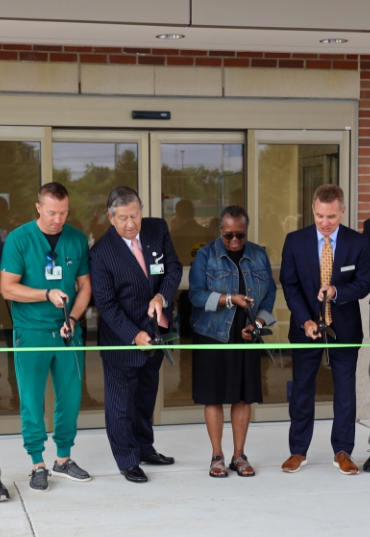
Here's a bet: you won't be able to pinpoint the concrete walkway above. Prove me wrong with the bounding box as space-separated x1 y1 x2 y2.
1 420 370 536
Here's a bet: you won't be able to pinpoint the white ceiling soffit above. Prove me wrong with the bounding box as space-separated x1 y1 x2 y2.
193 0 370 31
0 0 190 25
0 0 370 53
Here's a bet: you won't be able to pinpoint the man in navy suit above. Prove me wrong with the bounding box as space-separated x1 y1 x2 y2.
89 186 182 483
280 184 370 475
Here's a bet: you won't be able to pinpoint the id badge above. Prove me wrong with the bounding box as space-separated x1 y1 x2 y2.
150 263 165 275
45 266 63 280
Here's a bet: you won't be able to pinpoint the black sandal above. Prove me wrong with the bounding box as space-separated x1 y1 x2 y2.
209 456 228 478
229 455 255 477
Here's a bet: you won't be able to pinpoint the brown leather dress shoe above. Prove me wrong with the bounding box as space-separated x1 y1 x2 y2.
281 454 307 473
333 451 359 475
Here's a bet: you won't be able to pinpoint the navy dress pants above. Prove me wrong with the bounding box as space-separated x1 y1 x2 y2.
289 344 358 456
102 351 163 471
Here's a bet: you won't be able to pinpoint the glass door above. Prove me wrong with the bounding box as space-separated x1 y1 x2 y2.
0 126 51 434
150 131 246 424
51 130 149 428
248 129 350 422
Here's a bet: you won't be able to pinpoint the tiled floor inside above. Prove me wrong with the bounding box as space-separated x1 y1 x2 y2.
2 420 370 537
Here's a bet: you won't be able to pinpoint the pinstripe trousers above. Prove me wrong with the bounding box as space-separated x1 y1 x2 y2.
102 350 164 471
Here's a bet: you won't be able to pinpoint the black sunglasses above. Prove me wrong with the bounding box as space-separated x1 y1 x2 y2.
222 232 247 241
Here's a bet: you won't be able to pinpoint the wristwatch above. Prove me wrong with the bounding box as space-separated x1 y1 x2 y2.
255 320 263 329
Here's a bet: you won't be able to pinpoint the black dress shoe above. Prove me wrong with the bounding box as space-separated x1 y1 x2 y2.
363 456 370 472
120 466 148 483
141 452 175 465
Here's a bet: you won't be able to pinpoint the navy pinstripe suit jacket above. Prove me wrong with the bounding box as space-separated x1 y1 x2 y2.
89 218 182 368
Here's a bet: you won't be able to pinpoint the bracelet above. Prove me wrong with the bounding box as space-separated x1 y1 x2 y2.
225 294 234 309
69 316 78 326
46 289 51 301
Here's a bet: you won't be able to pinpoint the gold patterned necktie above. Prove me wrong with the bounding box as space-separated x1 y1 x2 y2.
320 236 333 325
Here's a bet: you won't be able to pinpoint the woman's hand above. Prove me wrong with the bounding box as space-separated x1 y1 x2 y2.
241 324 254 341
231 294 254 309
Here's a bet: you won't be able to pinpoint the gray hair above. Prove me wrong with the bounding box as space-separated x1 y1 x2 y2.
107 186 142 216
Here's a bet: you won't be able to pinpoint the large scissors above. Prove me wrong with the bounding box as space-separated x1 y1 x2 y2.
146 310 179 366
245 301 275 364
62 296 82 378
314 289 336 364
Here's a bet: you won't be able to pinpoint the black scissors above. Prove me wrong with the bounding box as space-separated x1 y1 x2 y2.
62 296 82 378
62 297 73 347
245 301 275 364
314 290 336 339
314 290 336 363
146 310 179 366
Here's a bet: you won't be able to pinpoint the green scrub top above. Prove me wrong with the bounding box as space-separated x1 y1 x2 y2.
0 221 90 330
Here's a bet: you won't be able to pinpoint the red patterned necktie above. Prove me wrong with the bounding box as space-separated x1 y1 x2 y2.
320 236 333 325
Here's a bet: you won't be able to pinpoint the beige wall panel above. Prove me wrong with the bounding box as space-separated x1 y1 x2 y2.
81 65 155 95
0 61 78 93
154 66 222 97
0 95 356 131
225 68 360 100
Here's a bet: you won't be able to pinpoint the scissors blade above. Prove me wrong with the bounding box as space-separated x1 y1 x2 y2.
325 326 336 340
163 348 175 366
323 331 330 365
161 332 179 343
255 335 275 364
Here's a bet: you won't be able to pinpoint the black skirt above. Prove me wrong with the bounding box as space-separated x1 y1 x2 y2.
192 332 263 406
192 248 263 406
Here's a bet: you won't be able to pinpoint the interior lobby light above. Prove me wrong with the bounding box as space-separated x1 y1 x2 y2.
319 38 348 44
156 34 185 40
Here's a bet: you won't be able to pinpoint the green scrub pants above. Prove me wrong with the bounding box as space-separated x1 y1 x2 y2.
14 328 84 465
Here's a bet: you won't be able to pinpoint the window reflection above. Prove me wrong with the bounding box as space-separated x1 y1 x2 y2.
0 141 41 415
53 142 138 245
161 143 244 409
52 141 139 411
258 143 339 404
161 143 244 267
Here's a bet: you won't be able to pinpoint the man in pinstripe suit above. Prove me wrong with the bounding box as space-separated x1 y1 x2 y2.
90 187 182 483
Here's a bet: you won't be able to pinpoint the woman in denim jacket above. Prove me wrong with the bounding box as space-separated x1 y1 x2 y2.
189 205 276 478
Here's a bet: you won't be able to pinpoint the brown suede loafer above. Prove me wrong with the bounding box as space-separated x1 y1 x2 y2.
333 451 359 475
281 454 307 473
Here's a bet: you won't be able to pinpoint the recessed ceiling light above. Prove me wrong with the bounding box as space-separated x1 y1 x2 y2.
320 38 348 44
156 34 185 40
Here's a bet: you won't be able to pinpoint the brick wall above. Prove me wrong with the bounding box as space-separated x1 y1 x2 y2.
0 44 360 69
359 56 370 229
0 44 367 228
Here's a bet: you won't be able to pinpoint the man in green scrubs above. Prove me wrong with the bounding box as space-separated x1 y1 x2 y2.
0 182 92 493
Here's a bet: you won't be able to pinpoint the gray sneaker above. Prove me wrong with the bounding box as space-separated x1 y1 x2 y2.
29 467 49 492
0 480 10 501
51 459 91 482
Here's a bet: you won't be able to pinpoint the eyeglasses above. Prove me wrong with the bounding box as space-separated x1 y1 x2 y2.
222 232 247 241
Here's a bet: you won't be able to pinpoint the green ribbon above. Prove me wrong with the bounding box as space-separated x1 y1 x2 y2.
1 342 367 352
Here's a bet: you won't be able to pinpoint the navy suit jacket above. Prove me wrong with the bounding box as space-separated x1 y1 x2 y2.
280 224 370 344
89 218 182 367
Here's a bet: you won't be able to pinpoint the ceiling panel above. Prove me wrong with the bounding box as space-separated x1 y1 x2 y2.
0 19 369 54
193 0 370 31
0 0 190 25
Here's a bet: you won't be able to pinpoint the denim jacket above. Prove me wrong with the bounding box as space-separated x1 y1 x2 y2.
188 237 276 343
